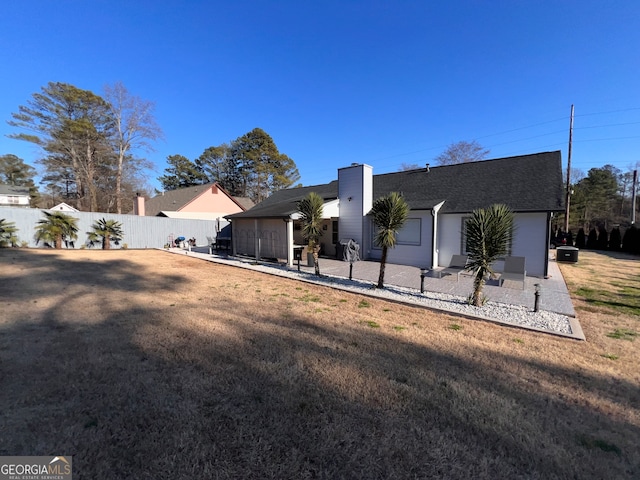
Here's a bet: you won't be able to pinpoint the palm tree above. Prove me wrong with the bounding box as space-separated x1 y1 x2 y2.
297 192 324 275
0 219 19 247
370 192 409 288
465 204 515 306
87 218 124 250
34 211 79 249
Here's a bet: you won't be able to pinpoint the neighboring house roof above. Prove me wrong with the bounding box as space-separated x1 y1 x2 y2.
144 183 253 216
158 211 232 220
0 184 30 196
228 151 564 219
228 181 339 219
232 196 256 211
50 202 79 212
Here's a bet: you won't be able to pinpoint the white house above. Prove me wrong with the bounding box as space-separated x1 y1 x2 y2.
226 151 565 278
0 185 30 207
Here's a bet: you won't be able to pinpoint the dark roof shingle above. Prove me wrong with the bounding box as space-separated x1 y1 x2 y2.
228 151 564 218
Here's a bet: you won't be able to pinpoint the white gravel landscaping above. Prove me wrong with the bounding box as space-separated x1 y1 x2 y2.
184 250 581 339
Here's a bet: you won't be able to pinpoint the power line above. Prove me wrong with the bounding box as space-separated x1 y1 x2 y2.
574 121 640 130
576 107 640 117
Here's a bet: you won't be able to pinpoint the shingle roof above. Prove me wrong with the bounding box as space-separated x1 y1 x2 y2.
0 184 30 196
232 196 255 211
228 181 338 218
228 151 564 219
144 183 251 216
375 151 564 213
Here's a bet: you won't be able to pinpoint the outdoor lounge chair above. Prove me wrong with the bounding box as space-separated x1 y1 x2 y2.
500 256 526 289
438 254 470 281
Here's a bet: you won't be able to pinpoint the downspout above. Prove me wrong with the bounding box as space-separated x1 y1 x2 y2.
544 212 552 278
285 217 294 266
254 218 260 262
431 201 445 269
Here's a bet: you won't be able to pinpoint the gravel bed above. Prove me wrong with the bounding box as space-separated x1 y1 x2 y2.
197 252 574 336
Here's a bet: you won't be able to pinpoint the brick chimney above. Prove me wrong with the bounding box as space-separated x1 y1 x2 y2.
133 194 146 216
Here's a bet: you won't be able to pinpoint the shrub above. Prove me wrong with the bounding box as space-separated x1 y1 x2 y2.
575 228 586 249
587 228 598 249
622 225 638 254
597 226 608 250
609 227 622 252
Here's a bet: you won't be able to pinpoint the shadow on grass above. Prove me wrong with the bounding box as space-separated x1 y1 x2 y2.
0 250 638 479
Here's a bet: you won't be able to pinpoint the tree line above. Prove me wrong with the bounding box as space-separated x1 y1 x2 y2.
553 164 639 242
158 127 300 203
8 82 162 213
4 82 301 211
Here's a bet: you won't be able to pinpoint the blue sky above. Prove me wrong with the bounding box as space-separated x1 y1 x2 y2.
1 1 639 191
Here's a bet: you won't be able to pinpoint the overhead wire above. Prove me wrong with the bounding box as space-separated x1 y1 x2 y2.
373 106 640 172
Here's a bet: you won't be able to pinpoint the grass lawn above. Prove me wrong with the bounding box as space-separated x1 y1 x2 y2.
0 248 638 479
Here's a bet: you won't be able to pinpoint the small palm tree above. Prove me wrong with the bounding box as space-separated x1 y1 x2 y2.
87 218 124 250
465 204 515 306
297 192 324 275
34 211 79 249
370 192 409 288
0 219 19 247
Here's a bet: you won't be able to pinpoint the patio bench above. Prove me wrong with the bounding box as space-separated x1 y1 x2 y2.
437 254 471 281
499 256 526 289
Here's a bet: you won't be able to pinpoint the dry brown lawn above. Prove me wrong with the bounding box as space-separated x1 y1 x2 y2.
0 248 638 479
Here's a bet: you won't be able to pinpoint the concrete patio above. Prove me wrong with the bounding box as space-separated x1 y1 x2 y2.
181 246 576 319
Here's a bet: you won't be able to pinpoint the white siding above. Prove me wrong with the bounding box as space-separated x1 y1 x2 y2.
511 213 548 277
437 214 465 268
338 164 372 246
367 212 433 267
0 194 29 207
437 212 549 276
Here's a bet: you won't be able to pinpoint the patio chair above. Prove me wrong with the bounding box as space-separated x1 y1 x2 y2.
500 256 526 289
438 254 470 281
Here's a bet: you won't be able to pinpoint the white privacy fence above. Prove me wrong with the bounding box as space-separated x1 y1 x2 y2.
0 207 229 249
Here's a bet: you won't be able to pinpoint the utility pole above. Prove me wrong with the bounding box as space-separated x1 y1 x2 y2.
632 169 638 225
564 104 574 233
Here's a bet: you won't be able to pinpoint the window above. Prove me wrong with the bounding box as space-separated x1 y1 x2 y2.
371 218 421 247
7 196 20 204
332 220 338 244
461 217 512 256
396 218 421 245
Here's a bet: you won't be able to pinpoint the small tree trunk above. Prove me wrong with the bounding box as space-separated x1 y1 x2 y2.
55 235 62 250
313 245 320 276
472 269 485 306
377 246 388 288
103 235 110 250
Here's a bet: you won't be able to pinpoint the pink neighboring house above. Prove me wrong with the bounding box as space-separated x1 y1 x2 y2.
134 183 253 220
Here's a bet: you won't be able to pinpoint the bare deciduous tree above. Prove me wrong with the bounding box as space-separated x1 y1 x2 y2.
434 140 489 166
104 82 163 213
